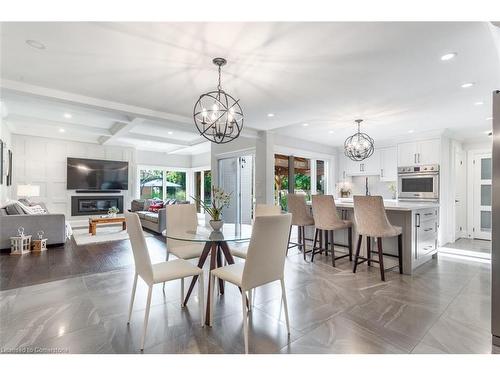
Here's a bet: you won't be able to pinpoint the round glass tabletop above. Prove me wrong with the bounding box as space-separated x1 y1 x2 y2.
162 223 252 243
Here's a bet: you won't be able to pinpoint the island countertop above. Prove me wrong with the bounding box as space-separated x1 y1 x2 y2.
332 198 439 211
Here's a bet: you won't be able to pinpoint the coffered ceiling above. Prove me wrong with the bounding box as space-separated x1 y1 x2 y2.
1 22 499 151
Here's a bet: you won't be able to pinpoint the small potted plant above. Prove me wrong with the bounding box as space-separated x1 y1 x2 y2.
192 186 231 231
107 206 119 218
340 185 351 198
388 183 397 200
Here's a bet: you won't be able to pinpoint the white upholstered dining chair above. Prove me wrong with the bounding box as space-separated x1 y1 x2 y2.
125 211 205 351
210 213 292 354
230 204 282 260
164 204 205 293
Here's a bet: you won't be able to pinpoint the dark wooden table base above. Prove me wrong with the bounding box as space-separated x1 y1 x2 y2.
183 240 236 326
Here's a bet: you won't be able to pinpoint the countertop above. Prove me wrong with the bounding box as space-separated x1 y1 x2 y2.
333 198 439 211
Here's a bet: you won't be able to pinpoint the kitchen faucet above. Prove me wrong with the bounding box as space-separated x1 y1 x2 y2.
365 177 370 196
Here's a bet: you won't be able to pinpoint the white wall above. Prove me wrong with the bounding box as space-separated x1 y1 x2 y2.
11 134 136 218
191 152 211 169
136 150 191 168
0 121 13 204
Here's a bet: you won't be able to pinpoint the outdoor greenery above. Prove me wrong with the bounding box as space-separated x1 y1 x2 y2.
139 169 186 201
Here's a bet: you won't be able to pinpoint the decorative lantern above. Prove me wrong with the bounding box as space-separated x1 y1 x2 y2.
10 227 32 255
32 230 47 252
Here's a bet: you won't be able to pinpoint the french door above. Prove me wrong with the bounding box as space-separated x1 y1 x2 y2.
473 153 492 240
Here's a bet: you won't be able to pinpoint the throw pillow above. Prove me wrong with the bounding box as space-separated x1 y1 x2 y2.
148 202 164 213
17 201 47 215
5 203 25 215
131 199 145 212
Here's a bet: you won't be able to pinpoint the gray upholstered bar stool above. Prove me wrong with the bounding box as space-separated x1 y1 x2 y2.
286 194 315 260
352 195 403 281
310 195 353 267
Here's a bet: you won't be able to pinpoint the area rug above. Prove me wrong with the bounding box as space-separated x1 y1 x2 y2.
72 226 153 246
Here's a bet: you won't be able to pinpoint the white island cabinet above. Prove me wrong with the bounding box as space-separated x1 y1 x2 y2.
305 199 439 275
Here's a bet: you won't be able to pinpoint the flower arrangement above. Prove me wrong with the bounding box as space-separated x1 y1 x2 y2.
192 186 232 222
108 206 119 217
339 183 351 198
388 183 397 199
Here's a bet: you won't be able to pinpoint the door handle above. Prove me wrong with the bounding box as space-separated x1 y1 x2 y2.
416 213 421 227
414 154 417 164
381 168 384 177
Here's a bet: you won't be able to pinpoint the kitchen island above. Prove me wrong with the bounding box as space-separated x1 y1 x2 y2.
305 198 439 275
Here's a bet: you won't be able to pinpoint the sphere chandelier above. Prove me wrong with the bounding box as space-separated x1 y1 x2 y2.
344 119 375 161
193 58 244 144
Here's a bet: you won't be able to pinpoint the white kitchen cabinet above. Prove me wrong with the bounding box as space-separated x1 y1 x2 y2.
342 149 380 176
379 146 398 181
397 139 440 166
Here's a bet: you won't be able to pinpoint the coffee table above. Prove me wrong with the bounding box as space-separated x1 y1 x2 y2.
88 216 126 236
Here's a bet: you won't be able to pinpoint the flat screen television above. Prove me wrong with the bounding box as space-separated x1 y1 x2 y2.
67 157 129 190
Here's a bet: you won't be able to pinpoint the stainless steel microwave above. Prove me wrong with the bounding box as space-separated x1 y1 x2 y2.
397 165 439 201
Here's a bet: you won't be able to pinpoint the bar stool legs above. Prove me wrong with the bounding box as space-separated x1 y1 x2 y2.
288 225 310 260
353 234 403 281
311 228 353 266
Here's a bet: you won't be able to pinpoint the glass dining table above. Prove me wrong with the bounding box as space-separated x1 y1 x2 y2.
162 223 252 325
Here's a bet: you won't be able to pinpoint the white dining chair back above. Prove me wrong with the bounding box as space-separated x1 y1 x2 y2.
254 204 281 217
125 211 154 284
242 213 292 290
165 203 198 250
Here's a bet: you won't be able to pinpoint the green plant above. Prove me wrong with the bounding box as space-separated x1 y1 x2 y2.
108 206 119 214
191 186 231 221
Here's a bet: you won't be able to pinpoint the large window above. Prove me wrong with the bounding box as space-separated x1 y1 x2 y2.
274 154 328 209
139 169 164 199
139 168 187 202
193 170 212 213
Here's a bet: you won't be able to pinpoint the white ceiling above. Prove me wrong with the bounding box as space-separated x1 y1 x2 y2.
1 22 499 150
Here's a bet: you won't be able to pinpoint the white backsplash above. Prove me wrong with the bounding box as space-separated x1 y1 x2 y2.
342 175 397 199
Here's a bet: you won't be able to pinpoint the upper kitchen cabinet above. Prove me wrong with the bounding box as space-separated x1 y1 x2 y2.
342 149 380 176
397 139 440 166
379 146 398 181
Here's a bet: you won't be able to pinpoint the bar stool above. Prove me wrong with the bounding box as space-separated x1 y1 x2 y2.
310 195 353 267
286 194 315 260
352 195 403 281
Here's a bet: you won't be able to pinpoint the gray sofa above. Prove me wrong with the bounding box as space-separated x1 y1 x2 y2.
0 203 66 250
130 199 189 234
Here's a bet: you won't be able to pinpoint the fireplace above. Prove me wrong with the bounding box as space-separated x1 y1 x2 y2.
71 195 124 216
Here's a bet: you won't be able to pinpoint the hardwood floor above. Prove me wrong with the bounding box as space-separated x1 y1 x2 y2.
0 231 166 291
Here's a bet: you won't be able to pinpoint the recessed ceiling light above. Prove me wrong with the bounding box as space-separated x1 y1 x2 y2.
461 82 474 88
59 128 65 133
167 131 173 135
440 52 457 61
328 130 334 134
267 113 275 118
26 40 46 50
63 113 72 119
486 117 493 121
474 101 484 106
408 130 414 133
302 123 309 127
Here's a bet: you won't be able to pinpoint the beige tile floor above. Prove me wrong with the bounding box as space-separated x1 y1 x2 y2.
0 239 497 354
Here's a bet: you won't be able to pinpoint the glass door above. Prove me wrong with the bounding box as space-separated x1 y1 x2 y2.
473 153 492 240
218 155 254 225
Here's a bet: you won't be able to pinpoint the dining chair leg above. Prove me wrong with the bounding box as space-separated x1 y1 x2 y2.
353 235 363 273
348 227 353 261
127 273 138 324
248 289 253 312
140 285 153 351
280 279 291 336
241 291 249 354
397 234 403 274
331 230 336 267
209 273 215 327
163 250 169 291
180 278 185 307
377 237 386 281
198 274 205 327
301 226 307 260
367 236 372 267
311 229 319 262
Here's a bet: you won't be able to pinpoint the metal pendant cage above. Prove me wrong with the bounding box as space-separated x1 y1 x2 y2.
344 119 374 161
193 58 244 144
